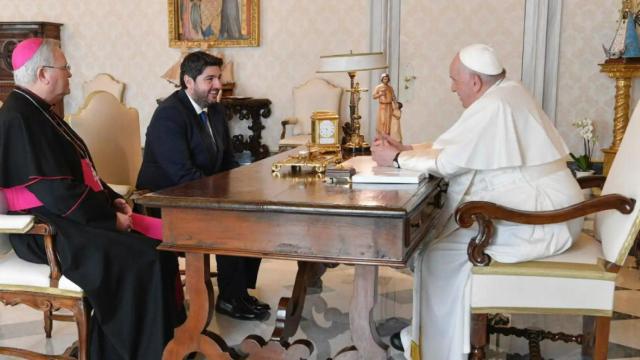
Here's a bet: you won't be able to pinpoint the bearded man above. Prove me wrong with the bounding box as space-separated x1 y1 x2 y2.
137 51 269 321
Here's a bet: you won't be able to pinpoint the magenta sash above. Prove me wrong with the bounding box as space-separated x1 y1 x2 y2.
1 186 44 211
130 213 163 241
81 159 103 192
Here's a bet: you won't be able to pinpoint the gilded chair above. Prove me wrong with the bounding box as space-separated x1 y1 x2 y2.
279 78 342 151
67 91 141 198
82 73 125 103
0 192 89 359
458 103 640 359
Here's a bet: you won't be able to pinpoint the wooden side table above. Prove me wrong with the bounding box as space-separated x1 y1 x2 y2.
220 97 272 161
599 59 640 175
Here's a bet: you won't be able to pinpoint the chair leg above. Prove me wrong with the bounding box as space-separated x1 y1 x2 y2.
44 308 53 338
469 313 488 360
582 315 611 360
593 316 611 360
73 298 91 360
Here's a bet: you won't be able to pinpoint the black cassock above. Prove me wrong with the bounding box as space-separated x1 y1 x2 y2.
0 88 180 359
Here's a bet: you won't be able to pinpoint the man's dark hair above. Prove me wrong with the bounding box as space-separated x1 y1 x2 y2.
179 51 223 89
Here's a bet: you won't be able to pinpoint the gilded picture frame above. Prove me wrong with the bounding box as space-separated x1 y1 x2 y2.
168 0 260 48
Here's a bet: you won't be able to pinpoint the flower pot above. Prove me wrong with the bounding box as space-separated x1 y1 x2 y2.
575 169 595 198
575 169 595 178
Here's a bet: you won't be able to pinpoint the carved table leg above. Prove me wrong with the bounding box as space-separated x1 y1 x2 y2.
271 261 311 342
335 265 388 359
163 253 232 359
239 261 314 358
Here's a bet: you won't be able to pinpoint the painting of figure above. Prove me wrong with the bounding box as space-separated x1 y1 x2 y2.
171 0 259 47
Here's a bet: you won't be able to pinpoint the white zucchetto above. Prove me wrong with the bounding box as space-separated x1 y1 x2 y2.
459 44 504 75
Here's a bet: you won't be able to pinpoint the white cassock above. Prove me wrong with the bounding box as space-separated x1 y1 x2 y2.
396 80 585 359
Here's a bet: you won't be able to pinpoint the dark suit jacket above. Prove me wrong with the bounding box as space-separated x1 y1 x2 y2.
137 90 238 191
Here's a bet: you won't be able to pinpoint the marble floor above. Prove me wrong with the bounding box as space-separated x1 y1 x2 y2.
1 255 639 359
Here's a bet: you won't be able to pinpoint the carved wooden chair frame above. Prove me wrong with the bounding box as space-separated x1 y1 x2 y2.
0 221 90 360
457 174 636 360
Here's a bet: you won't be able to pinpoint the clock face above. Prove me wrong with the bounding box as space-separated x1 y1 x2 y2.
319 120 335 141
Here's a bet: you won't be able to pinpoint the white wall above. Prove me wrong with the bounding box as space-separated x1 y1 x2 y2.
397 0 525 145
0 0 370 151
0 0 629 158
556 0 627 161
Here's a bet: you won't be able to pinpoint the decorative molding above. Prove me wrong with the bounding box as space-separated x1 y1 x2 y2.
522 0 563 123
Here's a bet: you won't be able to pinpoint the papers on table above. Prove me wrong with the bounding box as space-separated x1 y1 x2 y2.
340 156 426 184
0 215 35 233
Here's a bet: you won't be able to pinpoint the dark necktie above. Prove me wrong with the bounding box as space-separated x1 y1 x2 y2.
199 111 218 150
199 111 208 126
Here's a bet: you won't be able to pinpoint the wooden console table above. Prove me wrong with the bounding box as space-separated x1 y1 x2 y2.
220 97 272 161
599 59 640 175
138 150 444 359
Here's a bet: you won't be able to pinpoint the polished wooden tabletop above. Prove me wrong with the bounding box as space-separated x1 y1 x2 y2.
137 149 443 267
137 149 438 218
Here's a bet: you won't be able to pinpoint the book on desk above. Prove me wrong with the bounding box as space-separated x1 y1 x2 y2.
340 156 426 184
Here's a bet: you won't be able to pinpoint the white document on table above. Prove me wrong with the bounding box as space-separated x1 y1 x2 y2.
340 156 426 184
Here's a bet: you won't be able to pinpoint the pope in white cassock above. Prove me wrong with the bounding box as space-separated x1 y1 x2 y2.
371 44 585 359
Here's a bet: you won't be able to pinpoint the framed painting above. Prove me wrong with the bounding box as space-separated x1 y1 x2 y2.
168 0 260 48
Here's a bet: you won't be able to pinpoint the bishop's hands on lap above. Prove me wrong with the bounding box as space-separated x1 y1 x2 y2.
113 198 132 232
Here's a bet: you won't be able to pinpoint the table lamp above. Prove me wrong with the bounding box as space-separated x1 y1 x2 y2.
317 51 388 153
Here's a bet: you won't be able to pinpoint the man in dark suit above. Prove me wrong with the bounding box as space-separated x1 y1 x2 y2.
137 51 269 321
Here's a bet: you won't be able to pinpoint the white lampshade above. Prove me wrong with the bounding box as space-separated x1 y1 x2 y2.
317 52 388 73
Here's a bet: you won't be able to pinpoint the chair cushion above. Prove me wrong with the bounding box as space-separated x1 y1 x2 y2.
108 183 133 198
471 233 615 315
0 250 82 295
597 99 640 264
292 78 342 136
82 73 125 102
68 91 141 187
0 194 34 255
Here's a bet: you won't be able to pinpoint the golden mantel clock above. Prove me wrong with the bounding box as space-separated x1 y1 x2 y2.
272 111 342 174
310 111 341 153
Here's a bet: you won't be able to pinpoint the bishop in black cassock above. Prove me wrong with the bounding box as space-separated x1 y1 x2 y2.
0 38 181 359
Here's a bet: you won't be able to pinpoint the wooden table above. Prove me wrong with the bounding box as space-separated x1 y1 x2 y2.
137 150 444 359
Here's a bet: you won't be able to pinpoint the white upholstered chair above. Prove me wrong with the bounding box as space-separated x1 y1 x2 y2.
0 192 88 359
82 73 125 103
67 91 142 198
279 78 342 151
457 102 640 359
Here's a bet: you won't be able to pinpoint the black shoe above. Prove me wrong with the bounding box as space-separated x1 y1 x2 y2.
306 278 323 295
390 331 404 352
215 297 269 321
243 295 271 311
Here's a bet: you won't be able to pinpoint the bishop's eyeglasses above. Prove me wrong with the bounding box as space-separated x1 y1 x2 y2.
42 64 71 72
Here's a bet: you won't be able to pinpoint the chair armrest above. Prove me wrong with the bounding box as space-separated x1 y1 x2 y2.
280 117 298 139
577 174 606 189
23 220 62 287
455 194 636 266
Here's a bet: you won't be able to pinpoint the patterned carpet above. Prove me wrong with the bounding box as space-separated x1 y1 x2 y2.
1 255 639 359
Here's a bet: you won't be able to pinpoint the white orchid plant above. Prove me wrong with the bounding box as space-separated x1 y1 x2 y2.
570 117 598 172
